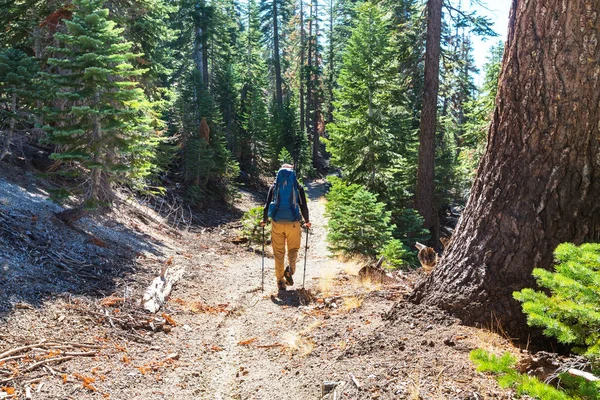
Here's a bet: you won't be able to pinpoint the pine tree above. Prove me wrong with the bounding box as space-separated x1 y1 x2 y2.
325 177 394 257
325 2 400 192
238 0 272 176
43 0 158 215
0 49 39 161
514 243 600 364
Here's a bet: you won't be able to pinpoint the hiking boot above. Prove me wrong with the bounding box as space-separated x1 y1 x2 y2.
277 280 287 291
284 266 294 286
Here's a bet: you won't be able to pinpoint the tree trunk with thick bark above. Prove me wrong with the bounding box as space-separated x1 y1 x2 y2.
311 0 320 169
195 1 209 89
299 0 305 133
415 0 442 245
411 0 600 338
273 0 283 110
306 3 313 138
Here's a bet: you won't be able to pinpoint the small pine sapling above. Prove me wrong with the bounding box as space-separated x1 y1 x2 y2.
325 177 394 257
514 243 600 366
470 349 573 399
241 206 269 245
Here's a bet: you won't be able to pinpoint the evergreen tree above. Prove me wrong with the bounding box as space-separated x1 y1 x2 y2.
514 243 600 364
325 2 401 192
325 177 394 257
436 28 478 203
43 0 158 213
238 0 272 176
0 49 39 161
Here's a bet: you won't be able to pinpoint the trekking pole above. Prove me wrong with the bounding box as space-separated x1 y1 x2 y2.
302 225 309 289
261 225 265 293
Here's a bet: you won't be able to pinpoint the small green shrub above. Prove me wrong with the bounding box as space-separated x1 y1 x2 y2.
325 177 394 257
470 349 577 400
379 239 411 270
513 243 600 365
241 206 269 245
391 208 430 267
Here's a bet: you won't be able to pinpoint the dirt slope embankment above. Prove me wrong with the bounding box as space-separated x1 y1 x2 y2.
0 169 516 399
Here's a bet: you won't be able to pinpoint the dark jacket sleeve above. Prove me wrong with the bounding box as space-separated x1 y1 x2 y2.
298 185 309 223
263 185 274 222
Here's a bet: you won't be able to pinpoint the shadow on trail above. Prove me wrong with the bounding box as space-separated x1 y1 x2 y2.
0 172 167 321
270 290 302 307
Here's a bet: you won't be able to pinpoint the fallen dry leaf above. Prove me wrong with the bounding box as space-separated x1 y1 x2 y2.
100 296 124 307
73 373 97 392
138 366 151 375
1 387 15 395
237 338 257 346
162 313 177 326
114 343 127 352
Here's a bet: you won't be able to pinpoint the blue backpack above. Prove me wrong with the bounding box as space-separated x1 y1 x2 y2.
268 168 301 222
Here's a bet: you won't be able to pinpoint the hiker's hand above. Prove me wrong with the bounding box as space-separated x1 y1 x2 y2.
304 222 312 229
260 221 266 227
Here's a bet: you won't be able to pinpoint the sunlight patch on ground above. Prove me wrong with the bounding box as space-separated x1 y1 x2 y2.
358 277 383 293
342 296 363 311
281 330 314 357
316 261 342 297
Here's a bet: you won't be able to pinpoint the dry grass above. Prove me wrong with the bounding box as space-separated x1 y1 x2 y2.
300 319 322 335
358 277 383 293
317 265 339 297
342 296 363 312
280 331 314 357
469 321 519 358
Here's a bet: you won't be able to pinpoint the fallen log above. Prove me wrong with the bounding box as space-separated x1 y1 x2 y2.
568 368 600 382
142 265 185 313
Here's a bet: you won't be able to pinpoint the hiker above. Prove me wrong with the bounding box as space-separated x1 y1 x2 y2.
261 164 311 291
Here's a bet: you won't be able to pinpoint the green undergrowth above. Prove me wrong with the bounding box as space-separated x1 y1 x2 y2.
471 243 600 400
514 243 600 365
241 206 269 245
470 349 599 399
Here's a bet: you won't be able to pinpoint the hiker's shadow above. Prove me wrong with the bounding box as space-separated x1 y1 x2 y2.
270 290 302 307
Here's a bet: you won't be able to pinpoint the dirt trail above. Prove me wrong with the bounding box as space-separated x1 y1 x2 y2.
0 172 516 399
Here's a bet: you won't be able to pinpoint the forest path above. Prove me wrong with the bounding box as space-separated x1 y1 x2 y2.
169 178 359 399
0 172 512 399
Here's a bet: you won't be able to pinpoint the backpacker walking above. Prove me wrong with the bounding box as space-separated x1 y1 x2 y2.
261 164 311 292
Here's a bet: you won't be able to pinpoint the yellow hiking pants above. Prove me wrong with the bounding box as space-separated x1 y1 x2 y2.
271 221 302 282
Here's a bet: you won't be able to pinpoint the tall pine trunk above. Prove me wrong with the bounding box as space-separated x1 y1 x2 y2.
299 0 305 133
411 0 600 338
195 1 209 89
311 0 320 169
326 0 334 124
273 0 283 110
306 3 313 138
415 0 442 244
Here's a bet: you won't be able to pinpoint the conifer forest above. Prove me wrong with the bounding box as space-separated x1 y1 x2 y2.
0 0 599 398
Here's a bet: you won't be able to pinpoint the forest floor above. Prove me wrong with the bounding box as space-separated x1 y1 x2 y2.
0 162 522 400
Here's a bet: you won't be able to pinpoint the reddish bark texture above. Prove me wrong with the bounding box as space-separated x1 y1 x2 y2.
415 0 443 241
412 0 600 337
